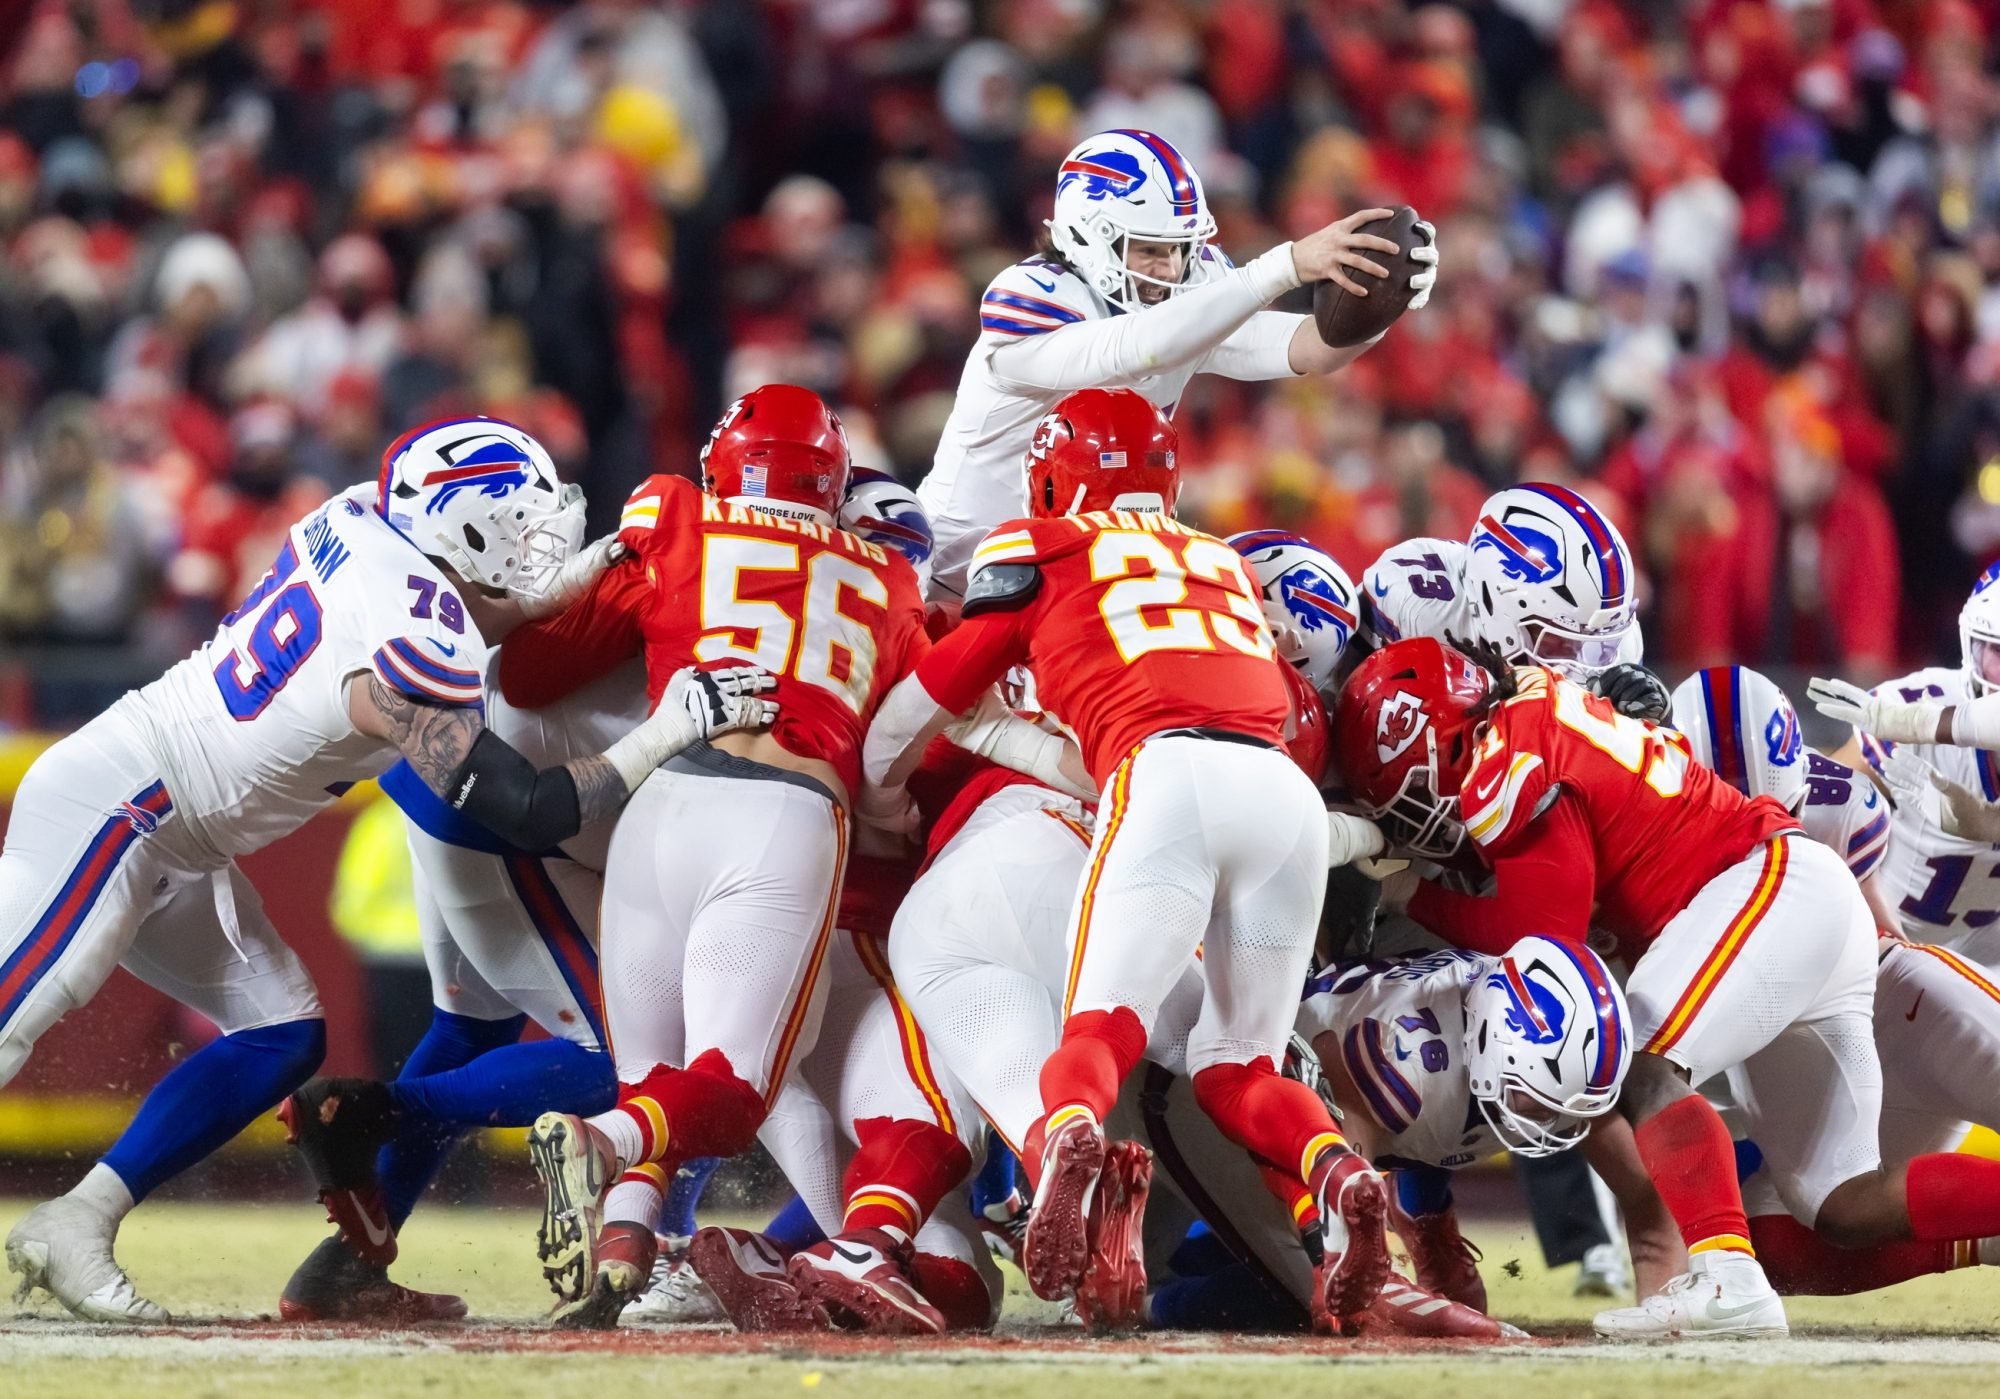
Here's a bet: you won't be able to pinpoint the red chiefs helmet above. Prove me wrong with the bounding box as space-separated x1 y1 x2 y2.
1331 637 1494 858
1025 388 1179 518
700 384 852 526
1282 663 1330 787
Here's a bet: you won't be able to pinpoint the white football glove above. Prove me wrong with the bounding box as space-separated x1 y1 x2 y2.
1327 811 1387 869
1807 676 1940 746
669 664 779 738
1408 218 1438 311
1875 742 2000 844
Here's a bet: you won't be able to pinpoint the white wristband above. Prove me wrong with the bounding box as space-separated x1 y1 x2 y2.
601 703 698 793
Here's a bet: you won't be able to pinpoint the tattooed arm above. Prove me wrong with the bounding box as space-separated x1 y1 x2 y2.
347 663 779 850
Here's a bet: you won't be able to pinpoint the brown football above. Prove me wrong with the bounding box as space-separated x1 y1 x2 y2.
1311 205 1424 349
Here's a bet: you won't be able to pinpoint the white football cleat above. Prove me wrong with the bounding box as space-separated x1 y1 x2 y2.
623 1235 727 1325
6 1197 170 1325
1592 1249 1788 1340
1574 1241 1629 1298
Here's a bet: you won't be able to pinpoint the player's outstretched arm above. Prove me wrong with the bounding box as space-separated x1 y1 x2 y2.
1807 674 2000 748
1582 1113 1687 1299
349 664 776 848
943 689 1095 800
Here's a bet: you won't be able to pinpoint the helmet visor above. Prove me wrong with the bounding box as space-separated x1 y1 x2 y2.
1520 616 1633 681
1972 636 2000 691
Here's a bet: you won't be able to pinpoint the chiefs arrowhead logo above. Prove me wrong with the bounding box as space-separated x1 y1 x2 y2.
1376 689 1430 764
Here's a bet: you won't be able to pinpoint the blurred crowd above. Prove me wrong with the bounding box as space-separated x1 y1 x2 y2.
3 0 1999 718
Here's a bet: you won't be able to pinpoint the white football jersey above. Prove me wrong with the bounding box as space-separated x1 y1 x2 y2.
1361 539 1477 648
1296 950 1501 1169
124 485 485 859
1794 751 1891 882
1859 666 2000 946
921 248 1298 597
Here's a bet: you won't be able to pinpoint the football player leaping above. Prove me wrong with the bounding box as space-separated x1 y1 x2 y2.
865 388 1395 1330
921 128 1436 601
1337 638 2000 1339
1 420 768 1323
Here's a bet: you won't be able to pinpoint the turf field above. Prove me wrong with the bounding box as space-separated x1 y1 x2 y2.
3 1199 1997 1398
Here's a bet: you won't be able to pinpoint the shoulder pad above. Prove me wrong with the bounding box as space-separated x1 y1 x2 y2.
980 261 1092 338
963 562 1043 617
619 474 691 535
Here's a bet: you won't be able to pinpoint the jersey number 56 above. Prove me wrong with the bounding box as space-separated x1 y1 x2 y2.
695 536 887 713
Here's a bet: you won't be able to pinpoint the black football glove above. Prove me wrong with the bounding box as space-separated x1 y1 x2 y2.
1591 662 1670 723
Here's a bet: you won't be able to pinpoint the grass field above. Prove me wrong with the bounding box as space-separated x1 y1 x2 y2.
4 1199 1998 1398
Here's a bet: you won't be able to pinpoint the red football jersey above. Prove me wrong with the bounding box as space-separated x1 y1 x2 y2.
1412 667 1800 960
918 511 1289 786
499 475 928 798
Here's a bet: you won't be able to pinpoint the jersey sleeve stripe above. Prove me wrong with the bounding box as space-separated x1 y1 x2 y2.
1340 1023 1413 1134
620 495 662 530
982 289 1083 323
373 646 482 706
1845 812 1890 878
386 637 481 689
980 313 1059 337
970 531 1036 569
1464 753 1543 845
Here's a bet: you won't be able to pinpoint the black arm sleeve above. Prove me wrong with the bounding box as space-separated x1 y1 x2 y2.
446 728 583 852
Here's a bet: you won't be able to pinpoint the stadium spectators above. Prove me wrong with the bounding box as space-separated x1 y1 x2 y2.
9 0 2000 714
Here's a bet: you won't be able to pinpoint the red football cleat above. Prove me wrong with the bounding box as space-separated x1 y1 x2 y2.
1351 1272 1527 1342
1391 1197 1487 1313
278 1079 399 1267
278 1236 466 1324
1315 1154 1391 1324
1021 1114 1106 1303
687 1227 825 1332
1074 1140 1150 1332
787 1228 946 1336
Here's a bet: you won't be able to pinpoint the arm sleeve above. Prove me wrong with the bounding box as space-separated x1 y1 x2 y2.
914 610 1032 714
1197 311 1308 381
1947 693 2000 749
445 728 583 852
984 246 1300 394
1406 794 1596 953
497 558 647 709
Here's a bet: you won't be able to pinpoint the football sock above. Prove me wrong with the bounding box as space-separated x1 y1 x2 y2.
969 1136 1018 1217
1749 1213 1966 1294
598 1049 767 1173
1191 1056 1349 1184
660 1156 721 1238
909 1252 997 1331
1905 1153 2000 1240
102 1018 325 1203
1395 1163 1456 1217
604 1168 666 1231
1634 1096 1754 1256
376 1010 524 1227
386 1035 614 1128
841 1117 973 1236
764 1192 825 1252
1037 1007 1147 1127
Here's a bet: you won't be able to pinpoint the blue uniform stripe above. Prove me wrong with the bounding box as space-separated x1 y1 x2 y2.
502 855 603 1044
1341 1025 1410 1133
980 315 1058 337
981 290 1082 323
387 638 481 688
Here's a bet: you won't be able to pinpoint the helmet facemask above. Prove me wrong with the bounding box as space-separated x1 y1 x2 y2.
1966 624 2000 700
1049 214 1219 313
1515 612 1634 682
1366 730 1468 860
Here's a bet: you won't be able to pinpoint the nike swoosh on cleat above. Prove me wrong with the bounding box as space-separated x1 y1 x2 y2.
830 1243 874 1266
354 1203 393 1249
1907 991 1925 1021
1705 1296 1774 1322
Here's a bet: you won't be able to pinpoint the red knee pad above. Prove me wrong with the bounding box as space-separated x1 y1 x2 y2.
910 1252 998 1331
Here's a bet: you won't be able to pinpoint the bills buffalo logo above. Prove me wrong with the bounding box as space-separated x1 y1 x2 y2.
1764 704 1802 768
1057 150 1149 202
1375 689 1430 763
1489 956 1568 1046
1278 565 1356 645
119 801 161 835
1470 511 1562 586
420 437 532 515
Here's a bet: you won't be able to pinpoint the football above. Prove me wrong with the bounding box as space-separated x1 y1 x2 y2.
1312 204 1425 348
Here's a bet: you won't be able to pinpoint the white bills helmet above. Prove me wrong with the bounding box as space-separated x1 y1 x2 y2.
1047 129 1218 311
1669 665 1807 810
839 468 934 594
1464 485 1637 682
1463 936 1631 1158
1227 529 1358 691
378 417 581 592
1962 563 2000 699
